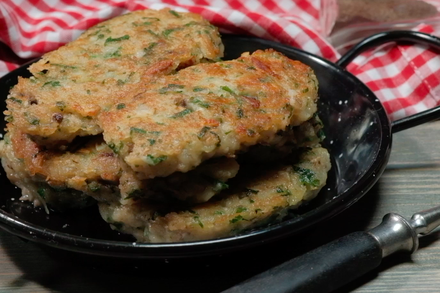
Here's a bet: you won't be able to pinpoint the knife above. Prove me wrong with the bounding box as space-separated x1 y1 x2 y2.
222 205 440 293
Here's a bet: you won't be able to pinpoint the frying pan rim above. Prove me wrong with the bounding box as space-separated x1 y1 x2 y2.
0 34 393 258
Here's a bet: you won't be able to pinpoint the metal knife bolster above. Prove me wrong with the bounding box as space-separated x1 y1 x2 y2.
368 213 418 258
369 206 440 258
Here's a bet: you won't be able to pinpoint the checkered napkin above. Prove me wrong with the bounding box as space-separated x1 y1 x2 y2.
0 0 439 121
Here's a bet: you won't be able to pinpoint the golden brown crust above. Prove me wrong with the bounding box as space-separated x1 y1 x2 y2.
5 8 224 144
6 128 123 195
99 49 319 179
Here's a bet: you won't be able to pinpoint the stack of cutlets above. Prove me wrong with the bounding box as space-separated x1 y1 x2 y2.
0 9 331 242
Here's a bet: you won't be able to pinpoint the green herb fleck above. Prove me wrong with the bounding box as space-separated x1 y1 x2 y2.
29 118 40 125
37 187 46 199
103 47 122 58
148 139 156 146
230 215 246 224
116 103 126 110
194 216 204 228
197 126 211 139
317 129 326 140
219 63 232 69
108 141 124 154
193 86 205 92
104 35 130 45
144 42 158 54
8 97 22 104
130 127 147 135
169 10 181 17
146 154 168 166
276 185 292 196
184 21 199 26
213 180 229 192
190 97 210 108
163 28 180 37
42 81 61 87
220 85 236 95
293 166 320 187
51 63 77 69
236 206 247 213
142 17 160 21
88 181 101 192
170 108 193 119
146 29 159 37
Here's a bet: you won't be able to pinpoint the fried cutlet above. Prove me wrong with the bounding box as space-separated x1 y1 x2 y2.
98 146 331 242
5 8 223 145
99 49 319 179
0 129 240 207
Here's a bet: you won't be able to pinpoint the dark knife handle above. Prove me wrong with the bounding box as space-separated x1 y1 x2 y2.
223 231 382 293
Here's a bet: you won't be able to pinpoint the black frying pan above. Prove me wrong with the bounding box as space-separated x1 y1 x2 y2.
0 30 439 259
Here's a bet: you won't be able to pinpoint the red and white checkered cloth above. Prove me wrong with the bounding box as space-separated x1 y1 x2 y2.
0 0 439 121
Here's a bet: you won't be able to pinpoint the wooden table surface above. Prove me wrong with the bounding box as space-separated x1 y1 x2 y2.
0 120 440 293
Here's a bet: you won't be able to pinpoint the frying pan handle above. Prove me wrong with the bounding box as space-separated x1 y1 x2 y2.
336 30 440 68
336 30 440 133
